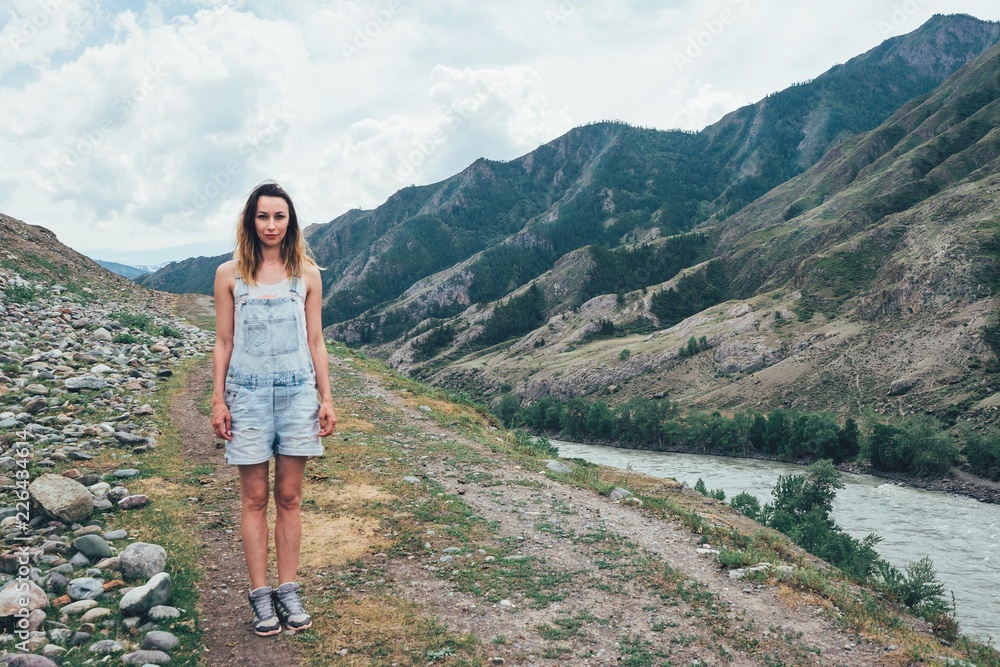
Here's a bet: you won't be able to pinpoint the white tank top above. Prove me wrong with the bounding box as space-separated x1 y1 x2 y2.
245 277 291 300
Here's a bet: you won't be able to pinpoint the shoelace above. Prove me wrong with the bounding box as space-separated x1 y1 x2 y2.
276 587 305 616
250 590 276 620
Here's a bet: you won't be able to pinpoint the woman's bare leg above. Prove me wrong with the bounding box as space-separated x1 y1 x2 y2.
238 462 271 589
274 455 308 584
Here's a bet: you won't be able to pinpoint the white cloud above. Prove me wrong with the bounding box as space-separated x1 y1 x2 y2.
0 0 999 263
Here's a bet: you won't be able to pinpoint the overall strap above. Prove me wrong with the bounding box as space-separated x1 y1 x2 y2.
233 272 250 305
289 274 306 300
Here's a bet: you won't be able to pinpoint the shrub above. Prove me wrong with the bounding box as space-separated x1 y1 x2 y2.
958 423 1000 481
619 349 631 361
730 492 762 521
113 333 138 344
159 324 184 338
111 311 153 331
3 284 37 304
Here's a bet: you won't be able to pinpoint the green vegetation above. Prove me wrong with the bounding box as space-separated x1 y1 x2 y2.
864 418 956 476
111 310 154 331
677 335 710 359
726 461 955 632
475 284 547 347
650 260 729 328
2 284 38 304
957 423 1000 480
580 233 710 302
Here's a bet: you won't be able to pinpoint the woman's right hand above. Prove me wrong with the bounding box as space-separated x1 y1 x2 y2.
212 399 233 441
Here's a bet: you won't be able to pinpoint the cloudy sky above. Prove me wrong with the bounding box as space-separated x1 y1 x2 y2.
2 1 999 266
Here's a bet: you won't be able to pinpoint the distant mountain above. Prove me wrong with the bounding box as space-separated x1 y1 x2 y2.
135 255 229 294
96 260 151 280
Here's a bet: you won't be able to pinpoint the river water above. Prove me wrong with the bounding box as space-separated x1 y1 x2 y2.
553 440 1000 641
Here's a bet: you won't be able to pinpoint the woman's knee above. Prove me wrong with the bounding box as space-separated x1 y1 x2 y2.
273 483 301 512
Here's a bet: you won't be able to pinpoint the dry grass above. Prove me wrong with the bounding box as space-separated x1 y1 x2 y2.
298 514 384 568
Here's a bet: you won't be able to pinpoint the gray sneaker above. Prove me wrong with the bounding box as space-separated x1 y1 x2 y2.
272 582 312 631
248 586 281 637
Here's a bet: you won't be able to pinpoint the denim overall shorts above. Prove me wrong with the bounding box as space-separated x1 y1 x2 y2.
223 274 325 465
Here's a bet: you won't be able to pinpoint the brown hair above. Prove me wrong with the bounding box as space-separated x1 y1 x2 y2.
234 181 317 285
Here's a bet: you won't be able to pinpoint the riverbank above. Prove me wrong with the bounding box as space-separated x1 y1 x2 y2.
527 431 1000 506
837 463 1000 505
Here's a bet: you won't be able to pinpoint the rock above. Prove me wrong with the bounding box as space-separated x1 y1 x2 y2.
39 645 63 660
888 377 920 396
119 572 171 616
64 376 106 391
45 571 68 594
24 384 49 396
23 397 48 414
67 577 104 601
114 432 149 447
118 542 167 580
545 459 573 474
147 605 180 620
59 599 99 616
113 468 140 478
72 534 111 559
118 494 150 510
403 476 420 484
609 487 633 500
92 328 113 342
141 630 179 651
102 529 128 540
89 639 124 654
2 655 59 667
122 650 171 665
29 474 93 522
0 579 48 617
79 606 112 623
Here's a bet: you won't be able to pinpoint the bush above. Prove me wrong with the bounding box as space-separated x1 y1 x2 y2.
159 324 184 339
113 333 138 344
3 284 37 304
111 311 154 332
730 492 762 521
958 423 1000 481
866 418 955 476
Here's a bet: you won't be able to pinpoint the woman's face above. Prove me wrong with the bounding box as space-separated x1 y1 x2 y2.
255 195 290 248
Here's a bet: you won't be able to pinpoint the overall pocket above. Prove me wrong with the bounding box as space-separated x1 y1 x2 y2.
243 320 268 356
270 316 300 355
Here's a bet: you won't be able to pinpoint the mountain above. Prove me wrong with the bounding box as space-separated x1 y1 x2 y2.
1 214 152 302
140 14 1000 303
425 32 1000 424
133 15 1000 424
135 255 228 294
96 259 151 280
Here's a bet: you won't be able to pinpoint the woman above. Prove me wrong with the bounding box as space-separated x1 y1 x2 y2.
211 181 337 636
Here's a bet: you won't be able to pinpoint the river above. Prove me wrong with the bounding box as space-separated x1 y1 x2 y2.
553 439 1000 642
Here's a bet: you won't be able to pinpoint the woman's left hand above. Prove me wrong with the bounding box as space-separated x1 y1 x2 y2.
318 400 337 437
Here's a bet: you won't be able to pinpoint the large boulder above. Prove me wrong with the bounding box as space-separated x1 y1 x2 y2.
28 474 92 523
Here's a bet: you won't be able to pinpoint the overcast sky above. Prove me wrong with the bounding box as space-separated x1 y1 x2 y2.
2 1 999 266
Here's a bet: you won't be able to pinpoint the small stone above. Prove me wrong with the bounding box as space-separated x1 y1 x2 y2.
28 473 93 522
73 534 111 559
45 571 68 594
59 599 99 616
119 572 171 616
64 376 106 391
122 650 171 665
89 639 124 654
609 487 633 501
102 529 128 540
403 476 420 484
141 630 179 651
113 468 140 479
66 577 104 601
2 655 60 667
114 433 148 447
146 605 180 620
545 459 573 474
79 607 112 623
118 494 150 510
118 542 167 580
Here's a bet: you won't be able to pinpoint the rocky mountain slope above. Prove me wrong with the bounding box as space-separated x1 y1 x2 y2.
424 35 1000 424
131 15 1000 424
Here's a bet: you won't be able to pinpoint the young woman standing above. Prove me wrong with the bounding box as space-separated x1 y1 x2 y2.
211 181 337 636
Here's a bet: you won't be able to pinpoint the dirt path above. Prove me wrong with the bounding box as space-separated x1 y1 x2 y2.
165 348 944 665
170 361 304 667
